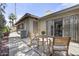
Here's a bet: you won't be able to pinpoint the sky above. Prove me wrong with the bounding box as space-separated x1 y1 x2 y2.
5 3 78 25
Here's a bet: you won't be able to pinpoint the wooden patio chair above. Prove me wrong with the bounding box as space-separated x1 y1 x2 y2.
52 37 71 56
35 35 53 55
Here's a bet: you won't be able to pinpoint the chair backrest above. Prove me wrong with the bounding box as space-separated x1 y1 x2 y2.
36 35 48 40
53 37 71 46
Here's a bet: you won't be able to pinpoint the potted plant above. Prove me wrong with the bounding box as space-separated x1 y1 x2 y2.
41 31 45 35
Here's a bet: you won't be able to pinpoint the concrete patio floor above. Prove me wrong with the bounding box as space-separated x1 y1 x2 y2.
7 32 79 56
8 37 42 56
22 38 79 56
7 37 79 56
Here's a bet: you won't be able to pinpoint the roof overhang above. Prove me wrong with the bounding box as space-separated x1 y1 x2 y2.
40 4 79 19
15 13 39 25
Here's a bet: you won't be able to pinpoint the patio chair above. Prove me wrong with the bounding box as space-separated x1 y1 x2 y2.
52 37 71 56
36 35 48 50
35 35 52 55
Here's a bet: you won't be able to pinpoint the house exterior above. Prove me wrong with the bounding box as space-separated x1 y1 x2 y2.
15 13 39 38
15 4 79 43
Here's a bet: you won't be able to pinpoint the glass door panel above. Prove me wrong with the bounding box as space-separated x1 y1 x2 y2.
54 20 63 37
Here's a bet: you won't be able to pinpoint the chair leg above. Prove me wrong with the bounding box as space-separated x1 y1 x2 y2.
66 50 68 56
52 50 54 55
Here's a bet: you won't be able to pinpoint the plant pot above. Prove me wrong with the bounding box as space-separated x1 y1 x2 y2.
3 32 9 36
41 31 45 35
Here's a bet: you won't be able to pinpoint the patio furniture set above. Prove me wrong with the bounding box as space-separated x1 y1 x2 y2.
32 35 71 56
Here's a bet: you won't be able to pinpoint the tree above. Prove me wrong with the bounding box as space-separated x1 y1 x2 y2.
8 13 16 26
0 14 6 28
0 3 6 14
0 3 6 39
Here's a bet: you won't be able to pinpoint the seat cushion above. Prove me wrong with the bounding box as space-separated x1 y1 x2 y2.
53 46 68 50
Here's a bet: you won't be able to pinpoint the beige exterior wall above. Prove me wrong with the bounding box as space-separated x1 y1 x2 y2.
29 18 33 34
39 8 79 42
16 17 38 38
39 8 79 34
26 18 38 38
46 20 53 36
33 21 38 34
38 20 46 35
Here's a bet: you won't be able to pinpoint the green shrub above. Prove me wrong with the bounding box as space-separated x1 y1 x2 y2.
41 31 45 35
3 26 10 33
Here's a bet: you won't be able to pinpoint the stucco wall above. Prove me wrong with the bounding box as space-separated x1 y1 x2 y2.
28 18 38 38
39 8 79 42
33 21 38 34
39 8 79 37
29 18 33 35
38 20 46 35
46 20 53 36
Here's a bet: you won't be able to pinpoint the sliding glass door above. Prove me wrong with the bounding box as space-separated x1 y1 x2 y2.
54 20 63 37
